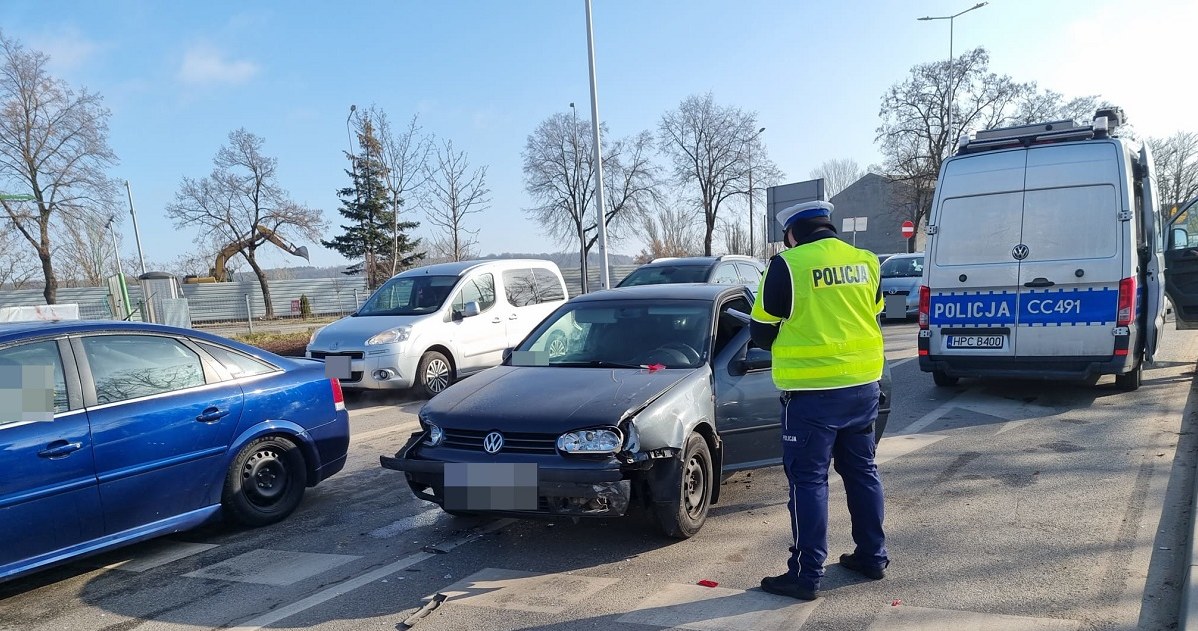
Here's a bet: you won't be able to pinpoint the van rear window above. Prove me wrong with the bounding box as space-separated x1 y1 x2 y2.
936 192 1024 265
1021 185 1118 261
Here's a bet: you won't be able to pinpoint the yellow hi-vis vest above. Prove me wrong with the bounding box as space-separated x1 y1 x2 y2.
751 239 884 390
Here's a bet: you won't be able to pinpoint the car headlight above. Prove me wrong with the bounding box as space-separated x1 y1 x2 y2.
557 428 622 454
424 422 444 447
366 326 411 346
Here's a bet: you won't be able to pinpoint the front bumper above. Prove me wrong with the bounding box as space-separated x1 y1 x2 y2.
306 348 418 390
380 433 635 517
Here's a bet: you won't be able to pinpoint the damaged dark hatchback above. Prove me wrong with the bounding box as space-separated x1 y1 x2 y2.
381 284 891 538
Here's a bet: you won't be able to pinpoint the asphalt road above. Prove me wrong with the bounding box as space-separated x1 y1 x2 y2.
2 321 1196 631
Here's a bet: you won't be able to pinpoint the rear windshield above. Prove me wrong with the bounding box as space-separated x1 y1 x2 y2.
936 193 1024 265
1021 185 1118 261
618 264 711 287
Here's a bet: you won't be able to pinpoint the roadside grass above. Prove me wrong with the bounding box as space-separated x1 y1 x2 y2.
235 330 315 357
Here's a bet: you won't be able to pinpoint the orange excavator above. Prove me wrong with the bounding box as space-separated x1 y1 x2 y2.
183 226 310 283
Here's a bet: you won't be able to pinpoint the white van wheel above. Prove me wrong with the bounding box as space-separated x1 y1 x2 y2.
1115 362 1142 391
932 370 959 387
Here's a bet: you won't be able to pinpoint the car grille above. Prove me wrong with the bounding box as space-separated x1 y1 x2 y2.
442 428 558 454
310 351 364 360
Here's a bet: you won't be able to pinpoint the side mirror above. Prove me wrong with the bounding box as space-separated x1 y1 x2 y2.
1171 227 1189 251
502 347 513 364
462 301 481 318
733 347 772 374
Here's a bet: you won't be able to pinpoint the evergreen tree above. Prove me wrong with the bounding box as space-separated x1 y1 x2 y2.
322 116 423 287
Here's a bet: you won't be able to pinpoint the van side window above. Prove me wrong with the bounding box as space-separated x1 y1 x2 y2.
502 269 538 307
711 264 739 284
452 274 497 313
532 268 566 303
735 263 763 285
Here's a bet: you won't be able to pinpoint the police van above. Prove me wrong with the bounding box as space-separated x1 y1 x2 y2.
916 107 1190 391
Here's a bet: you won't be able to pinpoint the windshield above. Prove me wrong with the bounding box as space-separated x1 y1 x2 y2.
513 300 712 369
879 256 924 278
617 264 711 287
356 275 459 316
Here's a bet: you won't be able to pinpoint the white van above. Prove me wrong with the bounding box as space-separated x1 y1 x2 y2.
918 108 1177 390
307 259 568 397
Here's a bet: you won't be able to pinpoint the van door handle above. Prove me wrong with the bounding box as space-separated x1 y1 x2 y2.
38 441 83 458
196 407 230 423
508 314 519 320
492 317 502 324
1024 277 1055 288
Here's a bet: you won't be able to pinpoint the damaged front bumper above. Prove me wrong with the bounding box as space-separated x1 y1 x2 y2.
381 432 665 518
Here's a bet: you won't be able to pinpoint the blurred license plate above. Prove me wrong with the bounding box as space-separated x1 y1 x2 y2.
946 335 1006 350
443 463 537 511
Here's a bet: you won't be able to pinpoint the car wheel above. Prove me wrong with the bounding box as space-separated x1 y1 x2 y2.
932 370 959 387
417 350 453 398
652 433 712 539
223 436 307 527
546 331 568 359
1115 361 1142 391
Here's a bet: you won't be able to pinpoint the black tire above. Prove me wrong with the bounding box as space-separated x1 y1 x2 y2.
222 436 307 527
417 350 454 398
932 370 959 387
652 433 713 539
1115 361 1142 391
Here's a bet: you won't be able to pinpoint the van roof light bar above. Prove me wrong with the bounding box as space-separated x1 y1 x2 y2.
955 107 1128 156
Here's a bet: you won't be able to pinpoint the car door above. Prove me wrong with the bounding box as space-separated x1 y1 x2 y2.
1138 144 1165 359
711 298 781 471
76 333 245 535
1166 198 1198 330
448 273 508 372
0 338 101 576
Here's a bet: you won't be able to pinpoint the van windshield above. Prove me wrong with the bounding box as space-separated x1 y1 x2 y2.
880 256 924 278
356 275 459 316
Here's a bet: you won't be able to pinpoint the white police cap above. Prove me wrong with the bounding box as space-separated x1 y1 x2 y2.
776 200 834 228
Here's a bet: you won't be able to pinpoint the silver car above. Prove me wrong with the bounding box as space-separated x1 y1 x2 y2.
879 253 924 320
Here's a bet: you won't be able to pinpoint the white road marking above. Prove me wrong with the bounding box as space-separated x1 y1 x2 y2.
875 433 947 465
225 520 515 631
617 582 818 630
370 507 445 538
101 541 218 572
867 604 1079 630
352 422 420 445
433 568 618 614
183 550 360 586
888 356 918 368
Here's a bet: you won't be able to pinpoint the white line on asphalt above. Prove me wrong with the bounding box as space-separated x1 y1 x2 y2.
226 519 516 631
352 422 420 445
893 397 957 436
888 356 917 368
370 507 445 538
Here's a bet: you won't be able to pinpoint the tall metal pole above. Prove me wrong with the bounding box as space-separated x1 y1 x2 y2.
570 102 588 294
584 0 609 290
106 216 128 319
747 127 764 257
918 3 987 157
124 180 147 275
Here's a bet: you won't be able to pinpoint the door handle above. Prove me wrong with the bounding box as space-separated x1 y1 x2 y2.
1023 277 1055 288
508 314 519 320
196 407 230 423
38 441 83 458
491 317 502 324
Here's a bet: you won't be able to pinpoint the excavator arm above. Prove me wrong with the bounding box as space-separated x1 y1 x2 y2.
191 225 311 283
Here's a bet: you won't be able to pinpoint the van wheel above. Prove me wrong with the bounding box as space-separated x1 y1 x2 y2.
417 351 454 398
932 370 959 387
651 433 712 539
1115 362 1142 391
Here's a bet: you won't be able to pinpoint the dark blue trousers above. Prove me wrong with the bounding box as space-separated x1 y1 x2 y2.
781 382 887 590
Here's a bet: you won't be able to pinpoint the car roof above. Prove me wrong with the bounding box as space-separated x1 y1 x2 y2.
0 320 284 358
392 258 557 279
639 257 721 267
884 252 924 259
571 283 747 303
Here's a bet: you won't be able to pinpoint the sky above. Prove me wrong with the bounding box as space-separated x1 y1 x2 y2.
3 0 1195 273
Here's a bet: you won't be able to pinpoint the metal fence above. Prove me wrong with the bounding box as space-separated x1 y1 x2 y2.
0 265 640 334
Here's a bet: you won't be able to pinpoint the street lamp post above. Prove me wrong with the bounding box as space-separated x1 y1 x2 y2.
747 127 765 256
584 0 610 290
918 2 988 155
570 101 588 294
124 181 148 276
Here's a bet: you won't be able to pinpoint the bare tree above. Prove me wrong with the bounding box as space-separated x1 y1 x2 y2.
166 128 326 318
57 213 119 287
0 32 118 303
719 216 751 256
633 204 700 263
810 158 863 198
423 140 489 262
370 108 433 275
659 92 778 255
523 112 660 290
876 47 1098 251
1148 132 1198 215
0 224 38 289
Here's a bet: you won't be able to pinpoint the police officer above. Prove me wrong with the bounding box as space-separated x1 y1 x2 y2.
751 200 888 601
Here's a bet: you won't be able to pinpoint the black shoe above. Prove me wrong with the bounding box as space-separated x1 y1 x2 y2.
760 574 819 601
839 553 885 580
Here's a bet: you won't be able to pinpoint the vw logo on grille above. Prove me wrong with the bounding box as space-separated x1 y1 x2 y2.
1011 244 1030 260
482 431 504 454
888 289 898 295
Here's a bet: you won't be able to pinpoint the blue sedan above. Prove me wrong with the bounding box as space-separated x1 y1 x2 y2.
0 320 350 582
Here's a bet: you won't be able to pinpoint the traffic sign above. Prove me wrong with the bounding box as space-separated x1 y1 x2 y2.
901 220 915 238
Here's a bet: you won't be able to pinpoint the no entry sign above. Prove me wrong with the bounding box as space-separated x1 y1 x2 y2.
901 220 915 238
